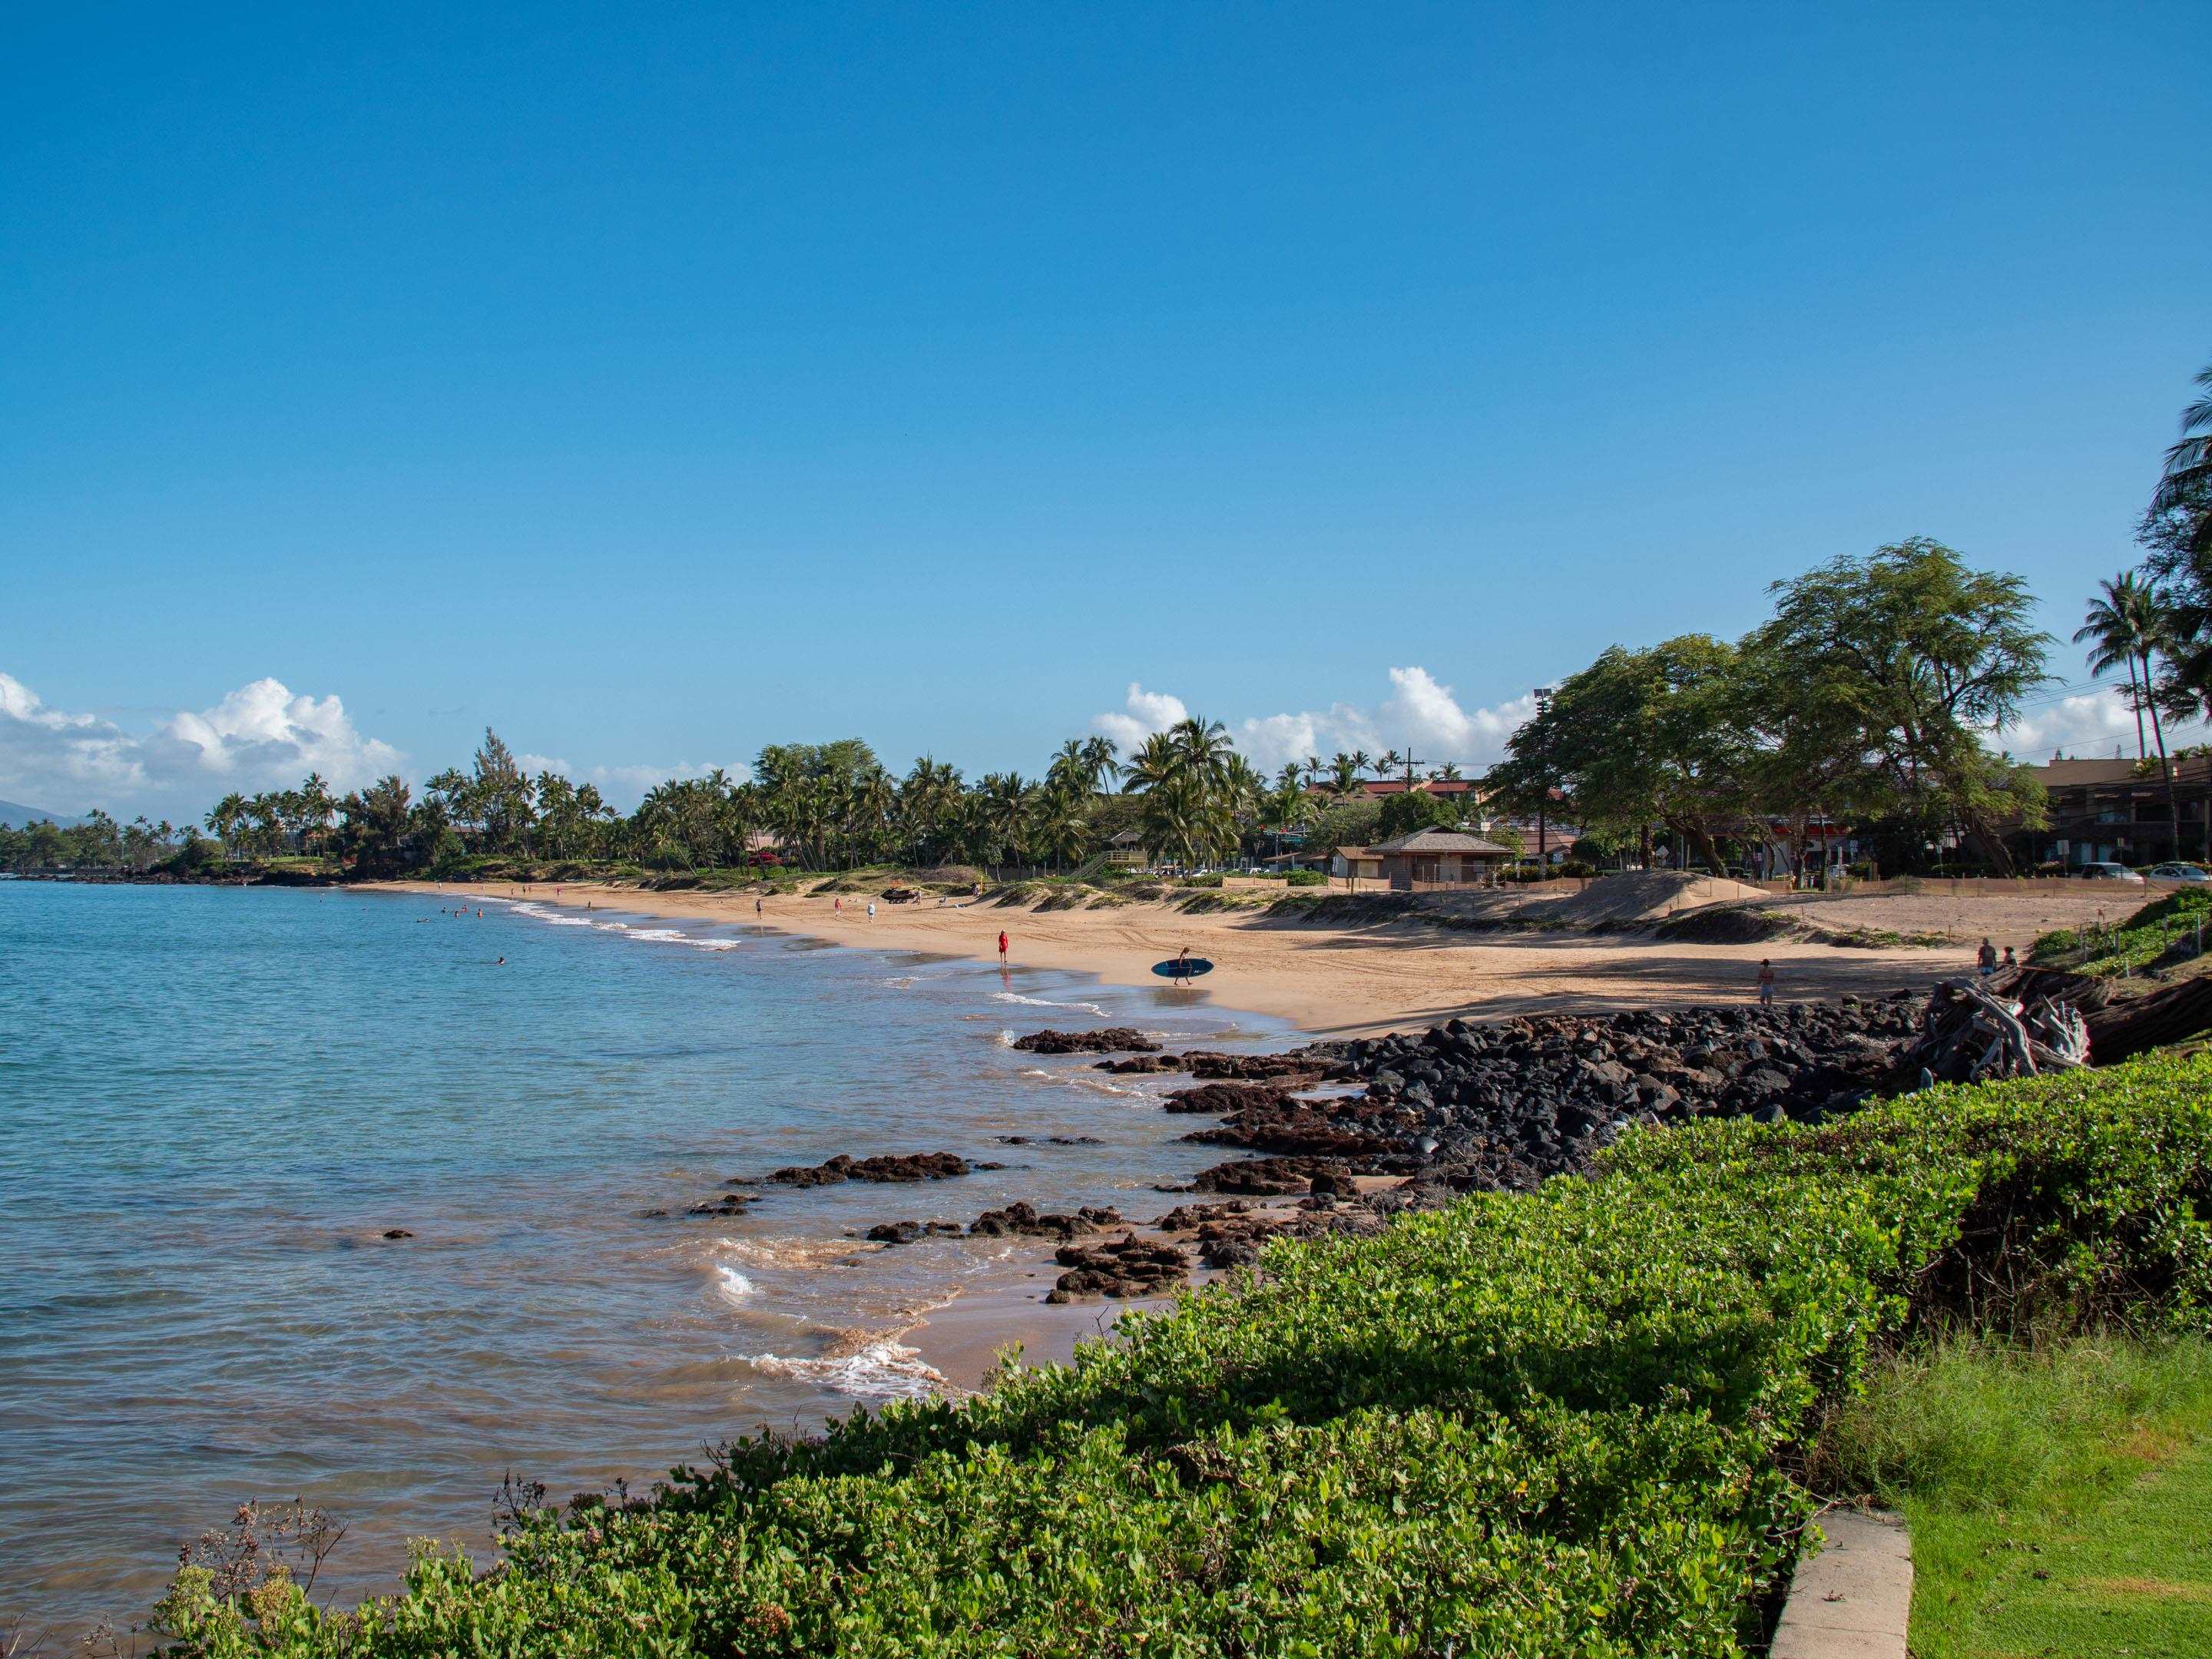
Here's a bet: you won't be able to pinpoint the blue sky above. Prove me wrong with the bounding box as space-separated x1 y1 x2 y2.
3 3 2208 818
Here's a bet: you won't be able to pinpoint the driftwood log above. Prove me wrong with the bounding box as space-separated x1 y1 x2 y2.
1904 979 2089 1084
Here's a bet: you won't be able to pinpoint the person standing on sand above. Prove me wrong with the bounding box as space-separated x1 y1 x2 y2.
1756 959 1775 1006
866 901 876 922
1977 937 1998 978
998 929 1009 962
755 897 763 920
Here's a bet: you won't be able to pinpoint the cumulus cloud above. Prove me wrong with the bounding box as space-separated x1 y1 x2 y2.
1089 667 1542 775
1091 683 1191 751
0 671 401 819
1998 685 2207 763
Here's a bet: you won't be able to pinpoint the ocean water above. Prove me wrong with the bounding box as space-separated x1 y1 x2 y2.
0 881 1293 1635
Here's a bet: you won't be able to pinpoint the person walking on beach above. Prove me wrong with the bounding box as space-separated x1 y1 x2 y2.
1977 937 1998 978
998 929 1009 963
1756 959 1775 1006
755 896 763 920
866 901 876 922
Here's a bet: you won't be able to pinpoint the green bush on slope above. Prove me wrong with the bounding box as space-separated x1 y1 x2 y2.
156 1058 2212 1658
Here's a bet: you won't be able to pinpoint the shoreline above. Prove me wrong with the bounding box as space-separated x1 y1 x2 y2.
379 877 1970 1037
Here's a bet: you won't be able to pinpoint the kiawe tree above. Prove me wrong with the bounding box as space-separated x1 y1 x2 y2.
1753 539 2048 873
1490 634 1753 874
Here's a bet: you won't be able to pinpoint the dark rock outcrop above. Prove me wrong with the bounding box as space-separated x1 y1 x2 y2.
969 1200 1123 1239
768 1152 972 1187
1012 1028 1161 1055
1046 1233 1191 1302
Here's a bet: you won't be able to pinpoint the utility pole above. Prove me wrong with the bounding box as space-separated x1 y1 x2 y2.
1532 687 1555 872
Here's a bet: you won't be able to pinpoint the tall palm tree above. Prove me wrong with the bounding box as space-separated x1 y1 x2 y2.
1078 733 1122 792
2077 571 2182 857
2152 359 2212 565
1349 749 1373 780
1166 717 1234 786
1326 753 1363 800
2076 572 2158 758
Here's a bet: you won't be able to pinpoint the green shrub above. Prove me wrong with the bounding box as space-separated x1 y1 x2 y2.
154 1058 2212 1657
2031 885 2212 975
1285 869 1327 886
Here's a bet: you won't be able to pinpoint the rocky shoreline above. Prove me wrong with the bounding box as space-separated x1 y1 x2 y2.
669 989 1940 1306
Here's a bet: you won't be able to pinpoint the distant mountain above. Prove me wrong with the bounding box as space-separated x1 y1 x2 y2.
0 799 83 830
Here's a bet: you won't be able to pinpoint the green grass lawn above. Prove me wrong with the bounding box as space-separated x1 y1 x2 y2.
1819 1336 2212 1657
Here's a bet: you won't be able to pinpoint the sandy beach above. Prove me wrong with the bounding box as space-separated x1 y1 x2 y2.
389 877 1985 1037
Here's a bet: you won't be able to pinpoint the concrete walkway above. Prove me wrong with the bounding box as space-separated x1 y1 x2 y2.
1770 1508 1912 1658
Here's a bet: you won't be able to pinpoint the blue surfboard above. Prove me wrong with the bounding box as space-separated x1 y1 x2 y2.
1152 958 1214 980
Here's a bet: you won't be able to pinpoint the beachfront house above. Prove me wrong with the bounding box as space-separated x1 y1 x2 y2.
1372 827 1515 889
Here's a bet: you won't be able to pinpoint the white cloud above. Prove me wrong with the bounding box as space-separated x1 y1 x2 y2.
1089 667 1538 775
1091 682 1190 750
0 671 401 819
1998 685 2208 763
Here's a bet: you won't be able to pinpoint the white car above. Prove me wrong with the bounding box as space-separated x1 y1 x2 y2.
2078 862 2146 883
2150 862 2210 882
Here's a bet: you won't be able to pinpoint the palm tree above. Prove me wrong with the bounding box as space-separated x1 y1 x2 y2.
1378 748 1402 781
1080 735 1121 792
1326 753 1362 800
2077 570 2182 858
1349 749 1373 780
2152 359 2212 565
2076 572 2159 759
1166 717 1234 786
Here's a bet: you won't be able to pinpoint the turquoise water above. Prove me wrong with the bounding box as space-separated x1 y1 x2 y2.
0 881 1291 1634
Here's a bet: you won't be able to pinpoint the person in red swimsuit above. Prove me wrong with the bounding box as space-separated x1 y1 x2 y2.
998 930 1008 962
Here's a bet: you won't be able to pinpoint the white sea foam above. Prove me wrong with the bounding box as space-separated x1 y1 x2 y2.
713 1265 757 1306
746 1337 951 1402
990 992 1111 1017
512 904 595 928
1018 1066 1141 1097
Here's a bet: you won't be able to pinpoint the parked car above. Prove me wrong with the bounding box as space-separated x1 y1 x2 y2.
2150 862 2210 882
2078 862 2147 883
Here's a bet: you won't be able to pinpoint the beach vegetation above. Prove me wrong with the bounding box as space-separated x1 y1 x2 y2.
145 1053 2212 1657
2030 883 2212 975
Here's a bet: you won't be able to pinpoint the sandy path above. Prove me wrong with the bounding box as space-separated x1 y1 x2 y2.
389 879 1969 1036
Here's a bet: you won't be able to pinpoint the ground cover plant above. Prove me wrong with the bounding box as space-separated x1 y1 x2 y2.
2033 885 2212 975
1816 1334 2212 1657
152 1057 2212 1657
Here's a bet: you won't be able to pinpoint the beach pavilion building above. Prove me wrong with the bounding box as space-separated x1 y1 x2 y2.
1369 827 1515 889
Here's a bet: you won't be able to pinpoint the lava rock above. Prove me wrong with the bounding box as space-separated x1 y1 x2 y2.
1013 1028 1161 1055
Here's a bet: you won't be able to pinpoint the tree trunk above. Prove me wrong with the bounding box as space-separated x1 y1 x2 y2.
2144 651 2183 862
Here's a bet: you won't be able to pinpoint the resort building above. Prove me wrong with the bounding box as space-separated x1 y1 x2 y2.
2027 756 2212 866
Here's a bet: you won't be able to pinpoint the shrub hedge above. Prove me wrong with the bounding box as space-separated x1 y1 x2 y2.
155 1058 2212 1657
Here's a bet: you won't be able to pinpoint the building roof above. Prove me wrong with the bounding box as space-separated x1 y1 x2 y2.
1372 828 1515 856
1108 828 1144 846
2034 757 2212 790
